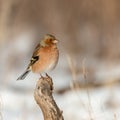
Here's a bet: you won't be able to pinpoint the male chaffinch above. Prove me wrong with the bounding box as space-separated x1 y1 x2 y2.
17 34 59 80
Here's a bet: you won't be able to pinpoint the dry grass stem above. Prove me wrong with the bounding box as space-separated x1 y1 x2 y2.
67 54 79 90
82 59 93 120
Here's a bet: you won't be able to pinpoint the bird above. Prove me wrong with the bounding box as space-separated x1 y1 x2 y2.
17 34 59 80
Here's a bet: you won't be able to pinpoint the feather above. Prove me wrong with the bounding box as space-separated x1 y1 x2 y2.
17 70 30 80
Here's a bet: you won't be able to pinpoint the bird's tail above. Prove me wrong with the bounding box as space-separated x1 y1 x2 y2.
17 70 30 80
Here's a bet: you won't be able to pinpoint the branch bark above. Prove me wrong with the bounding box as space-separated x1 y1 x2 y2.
34 74 64 120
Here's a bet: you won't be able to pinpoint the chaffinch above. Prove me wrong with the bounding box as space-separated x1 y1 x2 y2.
17 34 59 80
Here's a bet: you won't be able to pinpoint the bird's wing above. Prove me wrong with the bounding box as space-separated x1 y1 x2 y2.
27 43 41 69
32 43 41 56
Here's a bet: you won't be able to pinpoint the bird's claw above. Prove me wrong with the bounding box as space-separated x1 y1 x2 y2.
40 74 44 78
46 73 49 77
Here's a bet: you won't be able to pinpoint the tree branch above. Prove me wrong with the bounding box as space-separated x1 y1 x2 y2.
34 74 64 120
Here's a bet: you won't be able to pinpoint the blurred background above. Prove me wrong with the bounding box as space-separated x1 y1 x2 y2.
1 0 120 120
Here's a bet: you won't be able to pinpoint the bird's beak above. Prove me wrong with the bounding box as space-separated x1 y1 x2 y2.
53 39 59 43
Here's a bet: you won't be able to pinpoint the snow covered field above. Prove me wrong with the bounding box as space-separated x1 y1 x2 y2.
1 34 120 120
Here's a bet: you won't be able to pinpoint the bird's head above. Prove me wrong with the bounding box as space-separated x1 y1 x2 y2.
41 34 58 47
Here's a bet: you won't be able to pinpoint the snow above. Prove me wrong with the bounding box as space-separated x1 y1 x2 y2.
1 86 120 120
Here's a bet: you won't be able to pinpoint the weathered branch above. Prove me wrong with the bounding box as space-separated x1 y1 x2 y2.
34 74 64 120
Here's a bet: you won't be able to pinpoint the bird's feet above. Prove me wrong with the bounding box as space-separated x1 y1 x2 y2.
40 73 44 78
39 73 50 78
45 73 51 79
45 73 49 77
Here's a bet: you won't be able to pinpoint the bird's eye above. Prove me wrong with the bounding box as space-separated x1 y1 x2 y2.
50 39 53 42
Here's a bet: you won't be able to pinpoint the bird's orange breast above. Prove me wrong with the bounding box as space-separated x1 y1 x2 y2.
31 45 59 73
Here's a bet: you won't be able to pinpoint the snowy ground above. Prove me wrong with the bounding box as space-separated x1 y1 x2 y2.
1 84 120 120
1 33 120 120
